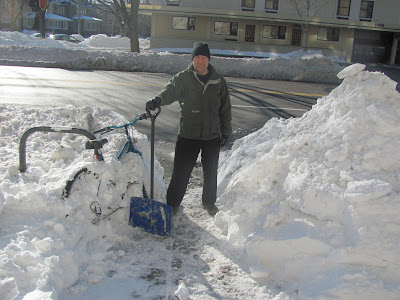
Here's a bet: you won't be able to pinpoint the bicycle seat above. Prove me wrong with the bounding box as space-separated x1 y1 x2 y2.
85 138 108 150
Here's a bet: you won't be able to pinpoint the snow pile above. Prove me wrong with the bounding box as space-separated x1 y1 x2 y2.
0 105 166 299
0 31 72 49
0 31 343 83
80 34 128 49
70 34 85 42
216 64 400 299
211 54 340 82
80 34 150 50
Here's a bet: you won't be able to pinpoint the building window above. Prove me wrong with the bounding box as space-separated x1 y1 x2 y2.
25 19 34 28
2 14 11 23
317 27 340 42
171 16 196 31
337 0 351 19
56 5 65 15
167 0 180 6
214 21 238 36
265 0 279 12
360 0 374 21
85 22 97 31
0 0 6 8
262 25 286 39
242 0 255 11
78 8 86 15
49 20 67 29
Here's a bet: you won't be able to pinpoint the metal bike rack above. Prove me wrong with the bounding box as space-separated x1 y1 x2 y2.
19 126 99 173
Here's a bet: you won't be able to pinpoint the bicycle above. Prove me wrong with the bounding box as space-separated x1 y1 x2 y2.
18 108 168 229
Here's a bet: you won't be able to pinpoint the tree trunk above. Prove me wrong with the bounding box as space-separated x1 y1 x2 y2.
8 0 16 31
128 3 140 53
129 18 140 53
33 13 40 31
123 0 140 53
303 22 309 51
40 11 46 38
12 4 24 32
78 0 82 35
111 0 140 52
119 17 125 37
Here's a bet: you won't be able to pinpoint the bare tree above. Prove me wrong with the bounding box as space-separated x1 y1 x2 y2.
3 0 27 31
92 0 140 52
289 0 329 51
94 0 126 36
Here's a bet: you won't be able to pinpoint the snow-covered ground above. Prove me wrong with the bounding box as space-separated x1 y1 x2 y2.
1 32 400 300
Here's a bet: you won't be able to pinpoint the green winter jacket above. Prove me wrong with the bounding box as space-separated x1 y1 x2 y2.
157 63 232 141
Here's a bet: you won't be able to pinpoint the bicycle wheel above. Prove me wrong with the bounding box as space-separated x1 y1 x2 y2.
63 167 90 199
63 155 145 225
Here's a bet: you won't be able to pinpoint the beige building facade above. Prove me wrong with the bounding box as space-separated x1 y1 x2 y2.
140 0 400 64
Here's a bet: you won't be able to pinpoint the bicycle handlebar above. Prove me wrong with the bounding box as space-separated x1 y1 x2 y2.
18 108 161 172
94 107 161 135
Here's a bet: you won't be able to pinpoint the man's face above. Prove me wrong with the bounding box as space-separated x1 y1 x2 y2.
192 55 209 75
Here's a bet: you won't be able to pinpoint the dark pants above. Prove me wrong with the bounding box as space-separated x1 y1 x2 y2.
167 136 221 208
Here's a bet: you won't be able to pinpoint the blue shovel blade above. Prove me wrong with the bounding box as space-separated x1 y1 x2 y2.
129 197 172 236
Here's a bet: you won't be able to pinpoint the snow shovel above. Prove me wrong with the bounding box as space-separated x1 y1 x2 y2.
128 108 172 236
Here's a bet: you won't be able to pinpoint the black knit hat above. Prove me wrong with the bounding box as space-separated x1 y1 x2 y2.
191 42 210 61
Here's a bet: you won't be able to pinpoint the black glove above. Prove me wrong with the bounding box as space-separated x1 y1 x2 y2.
220 135 229 147
146 97 162 111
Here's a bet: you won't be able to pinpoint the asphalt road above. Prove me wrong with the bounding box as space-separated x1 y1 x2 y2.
0 65 337 179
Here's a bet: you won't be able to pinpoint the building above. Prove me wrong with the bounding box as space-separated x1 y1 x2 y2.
0 0 102 37
140 0 400 65
39 0 101 36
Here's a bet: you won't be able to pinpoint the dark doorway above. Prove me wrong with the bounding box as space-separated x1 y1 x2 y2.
291 27 302 46
245 25 255 42
352 30 394 64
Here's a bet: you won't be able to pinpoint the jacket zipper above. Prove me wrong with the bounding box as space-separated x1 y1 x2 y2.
193 72 221 139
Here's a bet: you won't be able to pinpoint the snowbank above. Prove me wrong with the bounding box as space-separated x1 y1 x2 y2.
215 64 400 298
0 105 166 299
0 31 343 83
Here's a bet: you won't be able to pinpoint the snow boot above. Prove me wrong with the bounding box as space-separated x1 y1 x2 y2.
202 203 219 216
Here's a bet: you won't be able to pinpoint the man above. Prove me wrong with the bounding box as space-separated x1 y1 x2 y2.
146 42 232 216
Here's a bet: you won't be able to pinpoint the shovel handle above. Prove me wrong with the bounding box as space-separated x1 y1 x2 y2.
145 107 161 120
146 107 161 199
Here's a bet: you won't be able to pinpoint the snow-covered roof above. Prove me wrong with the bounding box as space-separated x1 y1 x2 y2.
51 0 92 6
50 0 74 3
24 13 73 22
72 15 102 22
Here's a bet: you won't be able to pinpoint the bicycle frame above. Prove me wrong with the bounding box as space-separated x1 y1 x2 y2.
62 109 160 199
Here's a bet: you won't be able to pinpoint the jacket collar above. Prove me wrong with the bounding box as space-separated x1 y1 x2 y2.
188 63 219 81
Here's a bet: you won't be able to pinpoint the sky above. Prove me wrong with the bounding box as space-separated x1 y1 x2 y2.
0 32 400 300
